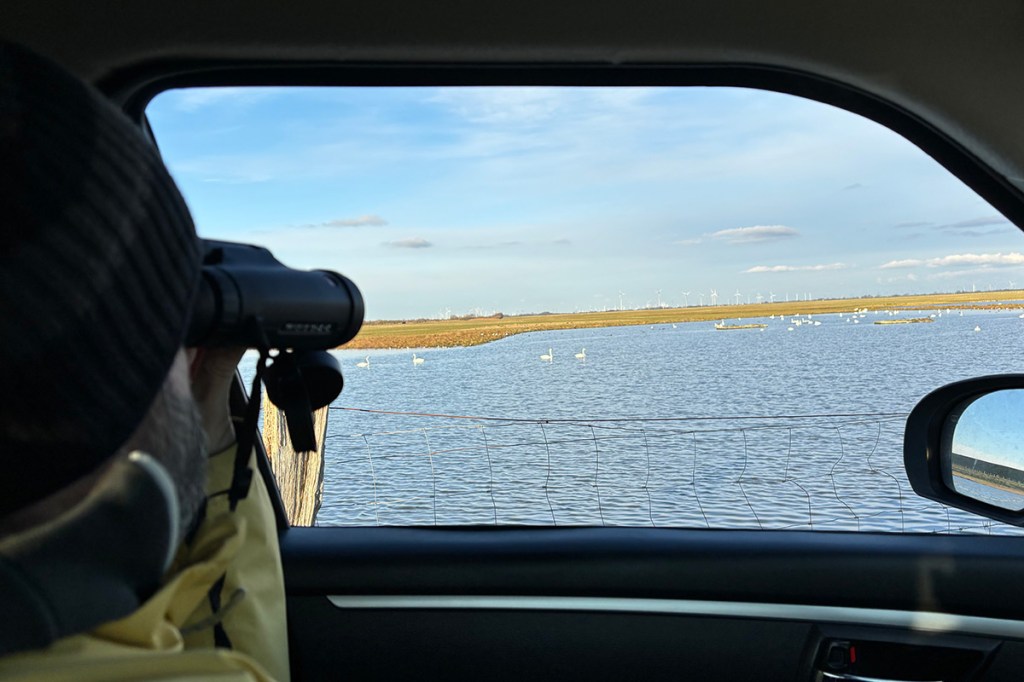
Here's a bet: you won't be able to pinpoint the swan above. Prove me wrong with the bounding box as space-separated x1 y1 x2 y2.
974 325 981 332
540 348 553 361
412 353 425 365
356 356 369 368
575 348 586 359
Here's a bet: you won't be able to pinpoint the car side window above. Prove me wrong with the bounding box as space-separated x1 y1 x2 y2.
148 86 1024 534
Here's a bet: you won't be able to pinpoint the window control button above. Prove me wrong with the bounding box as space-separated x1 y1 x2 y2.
826 641 851 670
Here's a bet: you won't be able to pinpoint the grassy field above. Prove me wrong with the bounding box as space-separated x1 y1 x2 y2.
953 468 1024 496
344 290 1024 350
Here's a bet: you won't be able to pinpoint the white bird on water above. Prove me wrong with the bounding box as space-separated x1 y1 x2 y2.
356 356 370 368
575 348 586 359
540 348 553 361
974 325 981 332
412 353 425 365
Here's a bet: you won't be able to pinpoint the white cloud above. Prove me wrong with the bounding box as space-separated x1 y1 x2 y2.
880 273 919 283
673 238 703 246
942 216 1010 229
879 258 924 269
880 252 1024 269
170 87 277 113
321 215 388 228
385 237 433 249
744 263 847 273
268 215 389 231
430 86 663 128
929 252 1024 267
710 225 799 244
431 87 566 125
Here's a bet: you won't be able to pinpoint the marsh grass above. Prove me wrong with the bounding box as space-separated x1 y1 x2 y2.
344 290 1024 350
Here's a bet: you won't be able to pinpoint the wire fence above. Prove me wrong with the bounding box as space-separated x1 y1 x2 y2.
314 409 1021 535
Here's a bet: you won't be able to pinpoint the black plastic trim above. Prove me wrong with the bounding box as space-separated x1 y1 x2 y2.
904 374 1024 527
280 526 1024 621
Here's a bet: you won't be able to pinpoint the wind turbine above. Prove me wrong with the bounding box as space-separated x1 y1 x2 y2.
769 292 776 303
756 292 763 304
681 291 691 306
698 292 705 306
709 289 718 306
655 289 663 308
734 289 742 305
618 291 625 311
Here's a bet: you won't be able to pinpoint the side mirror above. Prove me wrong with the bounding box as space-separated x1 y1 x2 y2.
905 375 1024 526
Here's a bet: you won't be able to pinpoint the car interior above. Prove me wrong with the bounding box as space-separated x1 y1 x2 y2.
5 1 1024 680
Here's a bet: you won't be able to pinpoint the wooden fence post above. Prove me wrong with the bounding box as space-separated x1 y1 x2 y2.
262 393 328 526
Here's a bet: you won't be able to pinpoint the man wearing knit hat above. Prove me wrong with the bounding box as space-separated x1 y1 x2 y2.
0 42 288 681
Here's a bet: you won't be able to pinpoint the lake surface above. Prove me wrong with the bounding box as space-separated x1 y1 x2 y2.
244 308 1024 533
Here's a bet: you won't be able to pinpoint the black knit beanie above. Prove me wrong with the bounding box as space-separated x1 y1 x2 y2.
0 43 201 517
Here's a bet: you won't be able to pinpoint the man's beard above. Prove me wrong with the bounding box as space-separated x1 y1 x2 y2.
119 378 209 543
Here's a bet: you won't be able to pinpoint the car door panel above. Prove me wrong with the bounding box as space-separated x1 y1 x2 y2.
281 527 1024 680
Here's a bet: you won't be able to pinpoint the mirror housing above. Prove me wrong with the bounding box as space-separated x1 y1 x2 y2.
905 374 1024 526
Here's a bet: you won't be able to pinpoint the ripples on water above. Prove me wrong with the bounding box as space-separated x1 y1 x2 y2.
243 309 1024 533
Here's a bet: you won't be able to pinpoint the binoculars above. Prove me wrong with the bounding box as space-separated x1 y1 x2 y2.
186 240 365 452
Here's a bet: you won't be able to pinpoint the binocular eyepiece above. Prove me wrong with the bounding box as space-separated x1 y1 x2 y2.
186 240 364 351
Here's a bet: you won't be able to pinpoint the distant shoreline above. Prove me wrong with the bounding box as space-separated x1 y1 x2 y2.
953 469 1024 497
343 290 1024 350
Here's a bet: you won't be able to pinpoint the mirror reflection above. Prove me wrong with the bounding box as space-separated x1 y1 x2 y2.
948 389 1024 511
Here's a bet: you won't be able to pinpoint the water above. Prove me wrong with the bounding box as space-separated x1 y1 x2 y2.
954 476 1024 511
243 308 1024 532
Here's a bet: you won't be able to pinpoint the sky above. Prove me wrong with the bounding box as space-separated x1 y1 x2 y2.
147 86 1024 320
953 390 1024 470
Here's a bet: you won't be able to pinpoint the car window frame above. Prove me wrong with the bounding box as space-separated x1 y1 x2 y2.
130 63 1024 533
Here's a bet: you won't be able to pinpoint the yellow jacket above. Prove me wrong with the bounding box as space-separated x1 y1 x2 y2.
0 445 289 682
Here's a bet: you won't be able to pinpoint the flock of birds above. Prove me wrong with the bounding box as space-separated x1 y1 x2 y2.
538 348 587 362
766 308 986 332
353 347 589 368
354 353 424 368
353 308 1007 368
